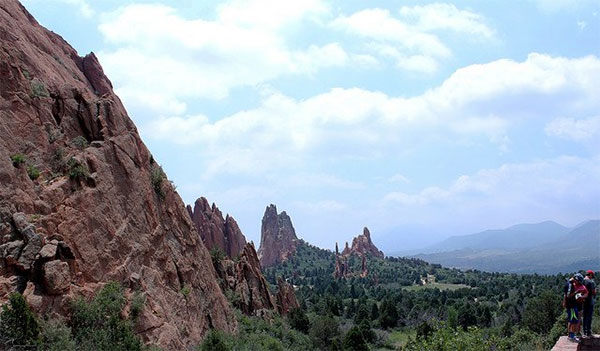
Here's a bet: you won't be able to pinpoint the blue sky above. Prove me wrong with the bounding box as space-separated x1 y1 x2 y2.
22 0 600 252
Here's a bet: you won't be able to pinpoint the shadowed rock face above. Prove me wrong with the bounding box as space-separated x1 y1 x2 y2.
187 197 247 259
257 204 299 268
0 1 235 348
214 243 276 317
275 277 299 315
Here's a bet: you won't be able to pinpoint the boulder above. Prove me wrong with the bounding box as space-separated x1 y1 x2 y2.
38 243 57 260
1 240 24 265
42 260 70 294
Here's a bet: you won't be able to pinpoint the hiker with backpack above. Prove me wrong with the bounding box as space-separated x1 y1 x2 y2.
582 270 596 338
563 273 588 342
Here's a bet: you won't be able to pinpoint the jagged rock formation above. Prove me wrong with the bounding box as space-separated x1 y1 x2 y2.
257 204 299 267
347 227 384 258
0 1 235 348
341 241 351 256
334 250 349 279
334 227 383 279
187 197 247 259
275 277 299 315
214 242 276 317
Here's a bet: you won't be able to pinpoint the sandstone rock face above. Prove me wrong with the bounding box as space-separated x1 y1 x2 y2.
347 227 384 258
215 243 276 317
275 277 299 315
0 1 235 348
258 204 299 267
187 197 247 259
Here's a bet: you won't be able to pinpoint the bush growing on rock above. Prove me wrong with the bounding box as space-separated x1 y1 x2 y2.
70 136 89 149
150 166 166 198
0 293 41 348
69 282 142 351
67 157 89 180
27 165 41 180
10 153 26 167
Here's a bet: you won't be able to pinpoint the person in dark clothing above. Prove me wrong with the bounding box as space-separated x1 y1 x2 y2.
564 273 588 342
582 270 596 337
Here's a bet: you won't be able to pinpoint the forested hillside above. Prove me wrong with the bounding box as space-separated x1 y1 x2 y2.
260 241 599 350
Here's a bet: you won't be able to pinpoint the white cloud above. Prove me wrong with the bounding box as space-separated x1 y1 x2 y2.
545 116 600 142
293 200 348 213
384 156 600 210
331 8 451 58
97 1 343 114
143 54 600 176
389 174 411 183
330 4 493 72
399 3 494 38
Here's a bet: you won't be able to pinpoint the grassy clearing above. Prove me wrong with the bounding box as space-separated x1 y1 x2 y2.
403 282 470 291
386 329 415 349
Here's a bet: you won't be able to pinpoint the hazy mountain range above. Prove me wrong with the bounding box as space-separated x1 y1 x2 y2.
398 220 599 274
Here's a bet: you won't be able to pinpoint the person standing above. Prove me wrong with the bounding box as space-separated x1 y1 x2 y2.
582 270 596 337
564 273 588 342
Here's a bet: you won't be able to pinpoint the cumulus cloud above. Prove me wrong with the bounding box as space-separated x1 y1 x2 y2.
545 116 600 142
97 1 343 114
331 4 493 72
389 174 411 183
399 3 494 38
143 54 600 176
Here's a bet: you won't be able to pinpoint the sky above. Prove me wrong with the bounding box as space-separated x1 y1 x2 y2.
22 0 600 252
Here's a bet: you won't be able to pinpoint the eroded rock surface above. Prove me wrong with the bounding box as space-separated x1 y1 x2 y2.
214 243 276 317
0 1 235 348
346 227 384 258
275 277 299 315
257 204 299 267
187 197 247 259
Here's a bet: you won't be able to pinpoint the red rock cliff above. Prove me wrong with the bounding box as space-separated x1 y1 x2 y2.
346 227 384 258
257 204 299 267
0 1 235 348
187 197 247 259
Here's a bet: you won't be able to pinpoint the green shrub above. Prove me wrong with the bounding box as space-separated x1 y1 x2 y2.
199 329 232 351
67 157 89 180
70 136 89 149
151 166 166 198
40 318 76 351
0 293 41 348
130 292 145 322
210 246 226 268
180 285 192 299
27 165 41 180
288 308 310 334
70 282 142 351
10 153 26 167
309 315 340 350
343 326 368 351
30 78 49 98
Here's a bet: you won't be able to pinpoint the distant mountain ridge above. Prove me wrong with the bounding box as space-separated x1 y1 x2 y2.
411 220 600 274
420 221 570 253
